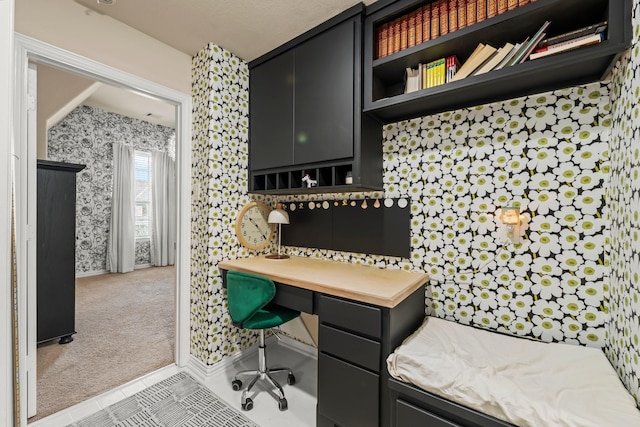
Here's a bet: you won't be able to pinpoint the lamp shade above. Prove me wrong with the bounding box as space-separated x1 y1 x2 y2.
500 206 520 225
268 204 289 225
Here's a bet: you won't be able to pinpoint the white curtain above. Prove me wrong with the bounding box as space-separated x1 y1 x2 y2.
108 143 135 273
151 151 176 266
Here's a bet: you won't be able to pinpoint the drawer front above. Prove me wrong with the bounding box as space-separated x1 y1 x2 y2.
318 352 379 427
317 294 381 339
272 282 314 313
396 399 462 427
319 324 380 371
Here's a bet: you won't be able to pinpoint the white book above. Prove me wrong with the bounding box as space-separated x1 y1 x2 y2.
474 43 516 75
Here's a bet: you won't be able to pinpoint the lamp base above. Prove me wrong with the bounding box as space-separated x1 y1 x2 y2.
265 254 290 260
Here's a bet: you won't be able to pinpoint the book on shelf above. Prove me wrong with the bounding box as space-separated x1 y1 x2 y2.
504 37 530 67
415 8 424 45
405 67 421 93
507 20 550 66
487 0 498 18
508 0 518 10
466 0 477 25
449 0 459 32
473 42 516 75
400 16 409 50
408 11 417 47
446 55 461 82
423 4 432 42
538 21 607 48
439 0 449 36
493 41 522 70
431 2 440 39
529 32 604 60
519 0 530 5
497 0 508 14
477 0 487 23
391 19 401 54
457 0 467 29
450 43 497 81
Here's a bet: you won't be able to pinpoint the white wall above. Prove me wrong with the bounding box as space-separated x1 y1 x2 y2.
1 0 15 424
14 0 191 95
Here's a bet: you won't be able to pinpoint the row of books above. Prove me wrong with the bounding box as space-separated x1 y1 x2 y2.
405 55 461 93
404 20 607 90
376 0 537 59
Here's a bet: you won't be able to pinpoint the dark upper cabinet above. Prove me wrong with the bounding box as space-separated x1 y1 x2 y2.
249 50 294 171
294 19 355 165
248 3 383 194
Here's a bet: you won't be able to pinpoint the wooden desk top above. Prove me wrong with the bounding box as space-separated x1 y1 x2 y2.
218 256 429 308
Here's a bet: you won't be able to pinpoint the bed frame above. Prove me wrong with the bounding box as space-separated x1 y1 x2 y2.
387 376 517 427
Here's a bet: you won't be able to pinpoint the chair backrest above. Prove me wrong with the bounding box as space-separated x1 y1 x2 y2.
226 270 276 326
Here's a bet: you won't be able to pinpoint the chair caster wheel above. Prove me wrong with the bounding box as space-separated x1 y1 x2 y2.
242 398 253 411
231 379 242 391
287 373 296 385
278 397 288 411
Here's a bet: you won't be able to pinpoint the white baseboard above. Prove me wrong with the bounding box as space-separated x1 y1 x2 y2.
75 269 109 278
134 263 152 270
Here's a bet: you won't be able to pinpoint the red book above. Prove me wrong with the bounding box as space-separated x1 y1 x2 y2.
457 0 468 29
408 11 417 47
477 0 487 22
377 23 389 58
466 0 477 26
431 1 440 39
391 18 401 54
487 0 497 18
439 0 449 36
400 16 409 50
497 0 508 14
423 5 432 42
449 0 458 32
415 7 424 45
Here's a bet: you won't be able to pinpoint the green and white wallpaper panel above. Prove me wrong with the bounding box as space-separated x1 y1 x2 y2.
606 0 640 406
191 43 267 365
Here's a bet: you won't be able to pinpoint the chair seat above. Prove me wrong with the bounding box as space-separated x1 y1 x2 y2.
242 305 300 330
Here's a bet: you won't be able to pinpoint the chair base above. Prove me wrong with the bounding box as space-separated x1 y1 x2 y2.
232 330 295 411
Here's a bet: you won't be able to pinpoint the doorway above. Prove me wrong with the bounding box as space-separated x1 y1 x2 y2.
14 34 191 427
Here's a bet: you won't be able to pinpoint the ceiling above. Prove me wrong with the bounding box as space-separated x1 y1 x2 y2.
69 0 378 129
75 0 378 60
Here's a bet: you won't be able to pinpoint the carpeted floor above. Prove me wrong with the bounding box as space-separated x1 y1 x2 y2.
67 372 259 427
31 266 176 422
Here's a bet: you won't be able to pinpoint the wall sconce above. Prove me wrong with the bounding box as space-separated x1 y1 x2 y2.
500 206 521 244
266 203 290 259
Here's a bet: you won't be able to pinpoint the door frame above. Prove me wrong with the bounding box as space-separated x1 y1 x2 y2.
13 33 192 426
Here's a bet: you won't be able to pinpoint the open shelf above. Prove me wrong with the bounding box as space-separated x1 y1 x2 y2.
364 0 632 123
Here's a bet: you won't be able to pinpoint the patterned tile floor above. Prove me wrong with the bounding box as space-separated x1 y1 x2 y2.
28 339 317 427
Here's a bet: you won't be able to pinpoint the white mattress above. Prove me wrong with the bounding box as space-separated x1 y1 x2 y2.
387 317 640 427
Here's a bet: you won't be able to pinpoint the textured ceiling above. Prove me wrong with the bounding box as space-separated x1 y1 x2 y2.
75 0 378 61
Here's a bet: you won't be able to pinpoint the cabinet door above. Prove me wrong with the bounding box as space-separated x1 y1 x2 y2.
249 50 294 170
294 18 355 165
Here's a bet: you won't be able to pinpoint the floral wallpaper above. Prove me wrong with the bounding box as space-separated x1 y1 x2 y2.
191 43 263 364
47 105 175 273
606 0 640 406
191 11 640 407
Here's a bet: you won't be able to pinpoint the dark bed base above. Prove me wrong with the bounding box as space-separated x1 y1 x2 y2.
388 377 517 427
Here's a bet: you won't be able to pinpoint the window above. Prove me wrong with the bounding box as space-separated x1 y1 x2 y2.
134 151 152 238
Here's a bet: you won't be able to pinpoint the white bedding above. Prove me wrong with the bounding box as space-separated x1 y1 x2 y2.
387 316 640 427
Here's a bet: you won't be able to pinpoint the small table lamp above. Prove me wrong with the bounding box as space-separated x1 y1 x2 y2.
266 203 289 259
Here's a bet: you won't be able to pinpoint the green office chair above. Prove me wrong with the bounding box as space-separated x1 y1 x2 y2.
226 270 301 411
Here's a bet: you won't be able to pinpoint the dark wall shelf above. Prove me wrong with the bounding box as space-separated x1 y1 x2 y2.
364 0 632 123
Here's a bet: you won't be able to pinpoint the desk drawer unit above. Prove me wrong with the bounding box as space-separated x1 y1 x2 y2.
317 293 381 338
319 324 380 371
396 400 463 427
